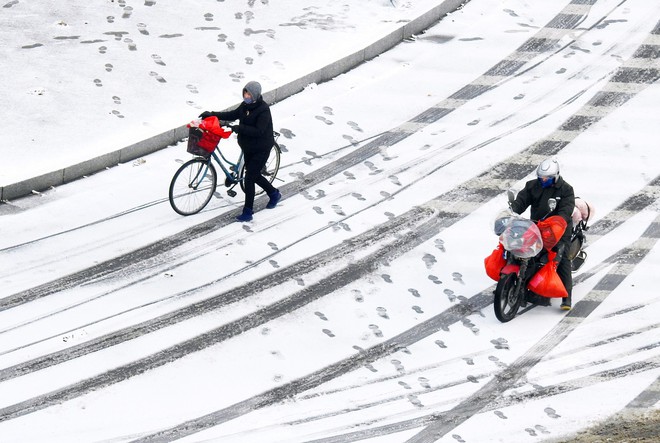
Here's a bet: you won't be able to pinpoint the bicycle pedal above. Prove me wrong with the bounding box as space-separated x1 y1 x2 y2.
227 189 237 198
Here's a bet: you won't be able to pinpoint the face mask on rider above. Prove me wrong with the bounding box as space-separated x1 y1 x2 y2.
243 90 254 104
538 176 555 189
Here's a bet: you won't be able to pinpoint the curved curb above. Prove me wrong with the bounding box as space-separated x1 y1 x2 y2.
0 0 465 202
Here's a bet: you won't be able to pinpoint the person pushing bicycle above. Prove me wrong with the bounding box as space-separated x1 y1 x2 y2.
200 81 281 222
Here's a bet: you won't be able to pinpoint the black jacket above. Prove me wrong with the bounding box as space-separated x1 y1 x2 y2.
212 98 274 155
510 176 575 242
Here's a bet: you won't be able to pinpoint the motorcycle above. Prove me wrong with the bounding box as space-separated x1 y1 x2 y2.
486 190 569 322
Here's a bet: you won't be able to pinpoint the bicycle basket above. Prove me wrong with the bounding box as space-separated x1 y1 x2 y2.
186 127 214 158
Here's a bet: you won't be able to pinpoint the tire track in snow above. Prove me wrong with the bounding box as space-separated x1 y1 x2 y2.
129 211 660 443
1 0 656 434
300 356 660 443
0 0 604 311
2 24 660 425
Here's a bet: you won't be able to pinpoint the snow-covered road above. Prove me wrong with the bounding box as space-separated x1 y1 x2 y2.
1 0 659 442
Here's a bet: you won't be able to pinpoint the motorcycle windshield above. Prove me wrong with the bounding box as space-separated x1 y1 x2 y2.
499 217 543 258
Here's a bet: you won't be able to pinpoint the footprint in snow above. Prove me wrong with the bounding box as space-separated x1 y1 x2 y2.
315 311 328 321
412 305 424 314
408 394 423 408
207 53 219 63
138 23 149 35
435 340 447 349
444 289 456 302
267 242 278 251
315 115 334 125
111 110 124 119
351 192 365 201
112 95 121 104
463 357 474 365
418 377 431 389
408 288 421 298
494 410 508 419
376 307 389 319
186 84 199 94
107 16 115 23
428 275 442 285
423 253 436 269
122 6 133 19
489 355 508 369
452 434 466 443
389 175 401 186
384 212 395 220
352 289 364 303
535 425 551 434
322 329 335 337
242 225 252 233
467 375 479 383
544 407 561 419
525 429 537 437
343 171 356 180
369 324 383 337
94 79 103 87
149 71 166 83
381 274 392 283
391 359 405 372
343 134 359 146
105 63 113 72
268 259 279 269
279 128 295 138
347 121 364 132
295 278 305 286
322 106 333 115
435 238 446 252
312 206 324 214
124 38 137 51
332 205 345 216
365 364 378 372
491 338 509 350
98 46 107 54
204 12 214 21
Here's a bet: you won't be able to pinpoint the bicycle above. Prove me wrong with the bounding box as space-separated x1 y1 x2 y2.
169 130 282 216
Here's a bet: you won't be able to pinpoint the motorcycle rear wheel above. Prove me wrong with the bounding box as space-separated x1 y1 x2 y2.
494 273 523 322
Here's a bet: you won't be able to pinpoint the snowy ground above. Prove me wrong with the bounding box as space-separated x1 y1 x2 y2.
1 0 660 442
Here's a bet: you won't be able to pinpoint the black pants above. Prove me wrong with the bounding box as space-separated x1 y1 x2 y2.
243 148 276 210
556 240 573 300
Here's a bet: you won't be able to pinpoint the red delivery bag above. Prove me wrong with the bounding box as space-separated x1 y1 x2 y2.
484 243 506 281
527 251 568 298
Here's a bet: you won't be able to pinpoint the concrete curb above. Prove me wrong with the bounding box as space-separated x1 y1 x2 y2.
0 0 465 202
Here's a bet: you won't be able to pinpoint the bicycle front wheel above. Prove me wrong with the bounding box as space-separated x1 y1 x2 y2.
169 158 217 215
239 144 281 194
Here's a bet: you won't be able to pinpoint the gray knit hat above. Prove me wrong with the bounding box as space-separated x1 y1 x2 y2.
243 81 262 101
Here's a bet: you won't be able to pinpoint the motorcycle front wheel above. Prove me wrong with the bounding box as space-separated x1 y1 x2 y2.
494 273 523 322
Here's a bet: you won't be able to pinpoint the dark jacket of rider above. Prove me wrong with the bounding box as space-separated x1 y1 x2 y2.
510 175 575 243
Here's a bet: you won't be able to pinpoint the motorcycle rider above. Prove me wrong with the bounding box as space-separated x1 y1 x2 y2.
509 158 575 310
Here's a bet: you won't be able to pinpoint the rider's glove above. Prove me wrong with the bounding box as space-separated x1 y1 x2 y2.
230 125 239 133
198 111 213 119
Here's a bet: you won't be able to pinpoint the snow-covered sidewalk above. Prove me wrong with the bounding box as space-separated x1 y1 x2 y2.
0 0 462 199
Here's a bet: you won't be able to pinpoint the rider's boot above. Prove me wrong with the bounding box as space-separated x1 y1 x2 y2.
560 295 572 311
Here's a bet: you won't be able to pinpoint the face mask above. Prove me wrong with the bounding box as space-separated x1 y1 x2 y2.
538 177 555 188
243 96 253 104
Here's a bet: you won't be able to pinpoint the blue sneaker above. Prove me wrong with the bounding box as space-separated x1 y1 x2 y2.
266 190 281 209
236 207 253 222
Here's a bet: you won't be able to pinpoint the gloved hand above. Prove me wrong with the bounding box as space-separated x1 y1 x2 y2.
230 125 239 133
199 111 213 119
553 244 565 263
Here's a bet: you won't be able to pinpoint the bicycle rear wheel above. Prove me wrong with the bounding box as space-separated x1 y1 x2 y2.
239 143 281 194
169 158 217 215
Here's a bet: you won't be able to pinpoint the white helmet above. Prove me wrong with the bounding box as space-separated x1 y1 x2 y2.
536 158 560 181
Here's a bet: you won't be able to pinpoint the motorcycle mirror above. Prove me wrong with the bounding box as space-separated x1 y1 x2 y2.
507 189 516 204
548 198 557 212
